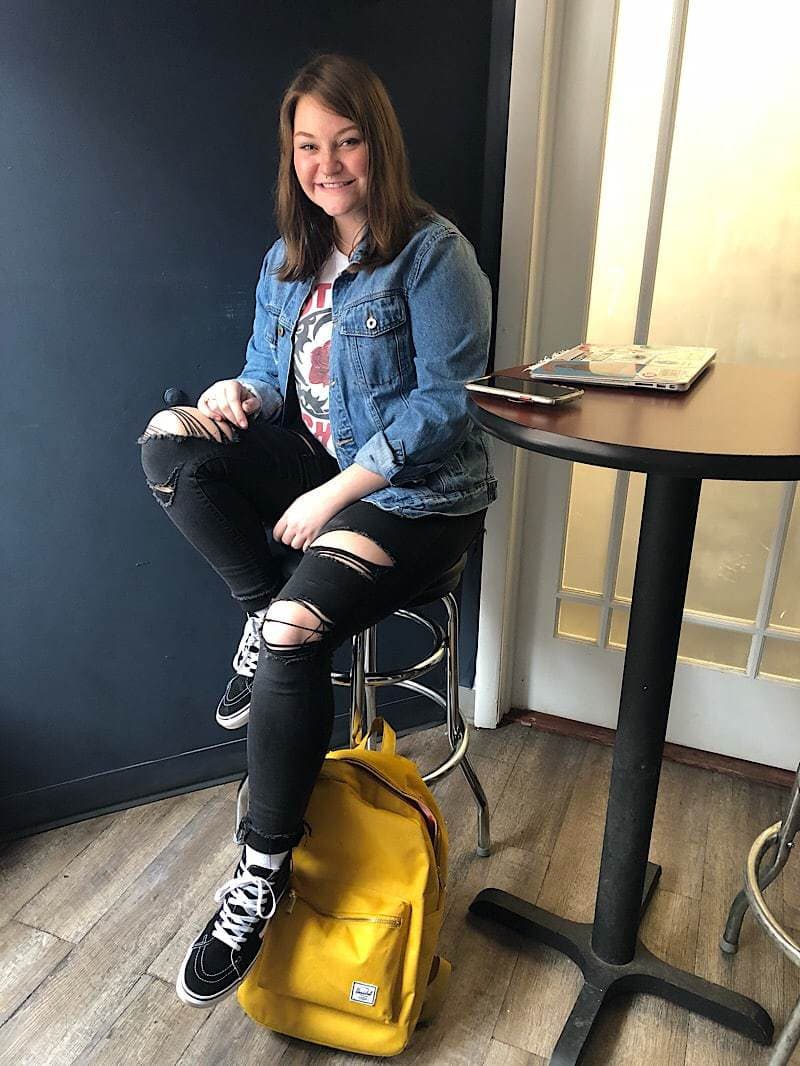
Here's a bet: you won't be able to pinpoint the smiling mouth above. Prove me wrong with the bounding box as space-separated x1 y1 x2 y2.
317 179 355 189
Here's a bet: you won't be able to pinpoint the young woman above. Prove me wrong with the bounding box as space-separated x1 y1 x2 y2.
139 53 496 1008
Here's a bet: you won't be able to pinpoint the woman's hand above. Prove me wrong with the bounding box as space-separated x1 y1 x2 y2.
273 484 345 551
274 465 390 551
198 379 261 429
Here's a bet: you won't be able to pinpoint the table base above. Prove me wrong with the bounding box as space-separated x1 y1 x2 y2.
469 862 773 1066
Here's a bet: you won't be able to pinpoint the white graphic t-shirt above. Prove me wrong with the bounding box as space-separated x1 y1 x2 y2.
292 247 350 456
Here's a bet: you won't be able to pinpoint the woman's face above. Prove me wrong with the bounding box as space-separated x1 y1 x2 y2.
293 94 369 239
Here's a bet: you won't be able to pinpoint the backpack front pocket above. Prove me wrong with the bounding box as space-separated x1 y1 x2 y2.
257 881 410 1024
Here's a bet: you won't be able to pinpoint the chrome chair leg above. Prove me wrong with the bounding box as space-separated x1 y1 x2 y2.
741 822 800 1065
233 592 492 857
363 624 379 750
234 773 249 843
721 763 800 954
444 593 490 857
770 991 800 1066
349 629 367 748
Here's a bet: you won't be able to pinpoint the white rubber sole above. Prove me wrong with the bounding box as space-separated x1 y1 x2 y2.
175 945 259 1008
215 704 250 730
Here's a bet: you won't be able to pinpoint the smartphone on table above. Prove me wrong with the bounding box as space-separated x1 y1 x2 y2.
466 373 583 405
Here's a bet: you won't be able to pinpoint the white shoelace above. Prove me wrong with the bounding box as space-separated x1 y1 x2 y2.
211 863 280 951
231 612 264 676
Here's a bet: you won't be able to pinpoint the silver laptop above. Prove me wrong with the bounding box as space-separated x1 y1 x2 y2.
528 344 716 392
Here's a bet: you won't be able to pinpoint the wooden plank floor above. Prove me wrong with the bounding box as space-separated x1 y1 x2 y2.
2 722 800 1065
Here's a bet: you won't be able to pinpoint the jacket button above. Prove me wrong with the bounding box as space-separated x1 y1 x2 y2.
277 325 284 336
366 316 377 330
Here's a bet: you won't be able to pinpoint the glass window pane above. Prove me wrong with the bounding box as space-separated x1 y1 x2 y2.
609 608 629 650
586 0 675 344
760 639 800 684
615 473 645 602
609 608 750 671
562 465 617 595
678 625 750 672
616 478 783 624
556 601 600 645
770 492 800 633
684 482 783 624
560 0 800 665
649 0 800 363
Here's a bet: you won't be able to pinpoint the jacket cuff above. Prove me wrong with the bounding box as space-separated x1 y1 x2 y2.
236 378 283 423
353 432 406 483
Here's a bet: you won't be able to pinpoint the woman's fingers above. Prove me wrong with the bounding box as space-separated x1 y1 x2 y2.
206 383 245 428
198 387 225 421
227 382 250 429
196 390 214 418
196 381 253 427
215 384 240 428
273 522 312 550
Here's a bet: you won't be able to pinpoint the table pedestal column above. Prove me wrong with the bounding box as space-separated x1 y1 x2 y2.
470 473 773 1065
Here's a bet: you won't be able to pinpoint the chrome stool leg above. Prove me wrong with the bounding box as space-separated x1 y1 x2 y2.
231 592 492 854
443 592 490 857
740 821 800 1065
234 773 249 844
721 763 800 954
341 594 492 857
771 997 800 1066
363 624 379 750
349 629 367 747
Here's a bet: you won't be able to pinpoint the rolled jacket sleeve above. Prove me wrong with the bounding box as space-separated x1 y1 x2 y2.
236 250 284 423
352 231 492 485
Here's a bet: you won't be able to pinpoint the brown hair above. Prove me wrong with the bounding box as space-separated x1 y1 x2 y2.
274 53 435 281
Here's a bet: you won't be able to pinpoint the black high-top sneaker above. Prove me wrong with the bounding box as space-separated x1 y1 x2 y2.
175 848 291 1008
215 613 263 729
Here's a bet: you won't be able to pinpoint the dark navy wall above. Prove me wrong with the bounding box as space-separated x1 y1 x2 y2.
1 1 510 840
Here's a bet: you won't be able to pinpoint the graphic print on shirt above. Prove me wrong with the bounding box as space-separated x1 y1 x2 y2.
292 248 349 457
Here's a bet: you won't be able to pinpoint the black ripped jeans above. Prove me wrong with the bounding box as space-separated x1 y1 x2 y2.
140 414 485 853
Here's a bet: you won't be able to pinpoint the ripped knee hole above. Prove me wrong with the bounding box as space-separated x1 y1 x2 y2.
262 600 332 650
138 406 235 445
310 531 395 569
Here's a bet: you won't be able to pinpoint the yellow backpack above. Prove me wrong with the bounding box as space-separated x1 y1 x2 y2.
237 717 451 1056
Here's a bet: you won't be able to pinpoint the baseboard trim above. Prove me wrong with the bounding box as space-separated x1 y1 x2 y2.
507 707 795 790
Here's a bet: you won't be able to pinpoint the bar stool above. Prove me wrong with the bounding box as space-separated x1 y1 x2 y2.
720 763 800 1064
232 544 491 858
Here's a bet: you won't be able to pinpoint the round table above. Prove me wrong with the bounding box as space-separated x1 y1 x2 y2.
468 363 800 1065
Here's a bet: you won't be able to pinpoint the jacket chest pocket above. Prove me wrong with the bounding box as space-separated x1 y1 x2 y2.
339 294 410 387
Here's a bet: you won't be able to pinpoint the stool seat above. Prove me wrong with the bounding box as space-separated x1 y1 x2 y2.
406 553 467 607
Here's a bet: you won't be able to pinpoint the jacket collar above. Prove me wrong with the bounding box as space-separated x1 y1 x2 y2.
347 228 370 264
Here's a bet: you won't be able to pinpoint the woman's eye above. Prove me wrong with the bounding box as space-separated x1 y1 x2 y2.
297 137 359 151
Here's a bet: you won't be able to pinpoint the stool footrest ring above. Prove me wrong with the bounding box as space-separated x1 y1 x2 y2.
745 823 800 967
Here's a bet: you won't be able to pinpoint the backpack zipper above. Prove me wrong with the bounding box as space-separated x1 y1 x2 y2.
286 888 402 926
335 757 440 853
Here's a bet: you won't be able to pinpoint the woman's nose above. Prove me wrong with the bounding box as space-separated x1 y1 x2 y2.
320 151 342 174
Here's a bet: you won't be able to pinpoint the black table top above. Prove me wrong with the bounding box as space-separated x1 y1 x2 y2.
469 363 800 480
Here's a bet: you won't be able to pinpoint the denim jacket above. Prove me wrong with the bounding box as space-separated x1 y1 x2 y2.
237 213 497 517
